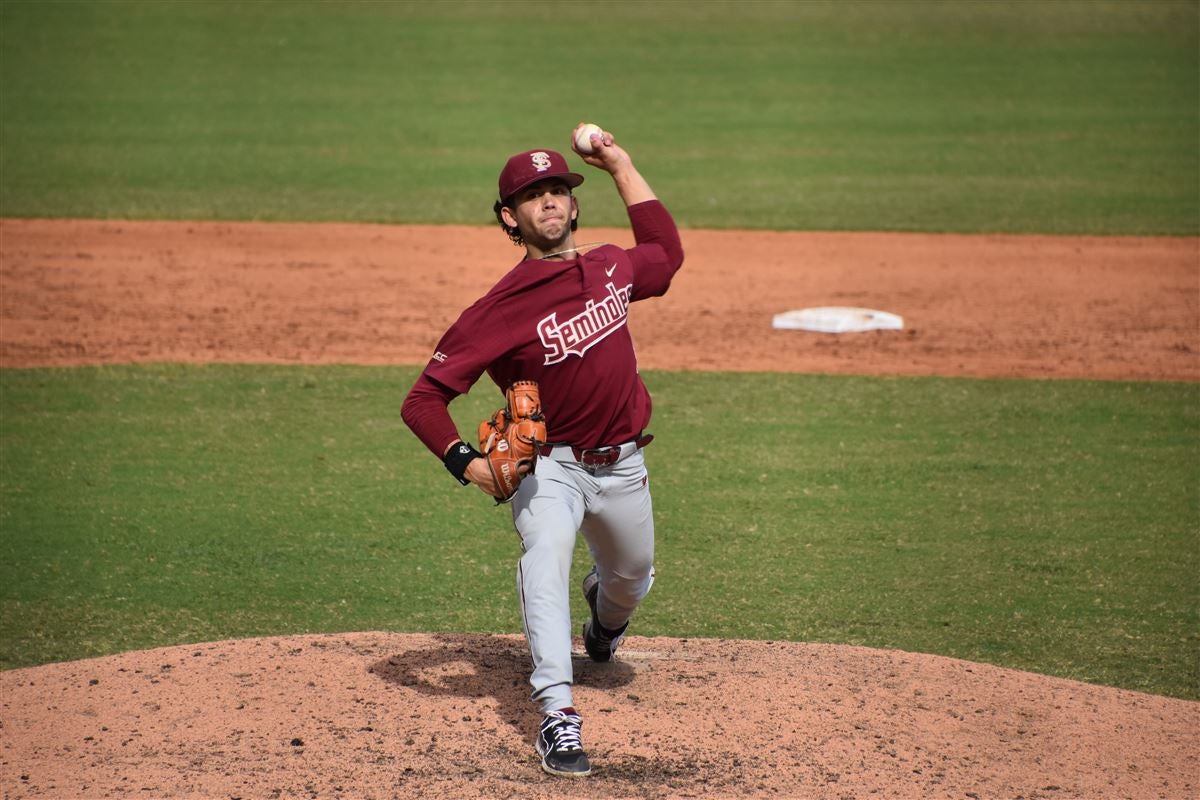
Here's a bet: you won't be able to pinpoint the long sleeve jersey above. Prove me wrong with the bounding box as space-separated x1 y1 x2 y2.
401 199 684 455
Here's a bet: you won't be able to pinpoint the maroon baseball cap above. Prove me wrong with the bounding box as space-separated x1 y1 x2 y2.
498 149 584 203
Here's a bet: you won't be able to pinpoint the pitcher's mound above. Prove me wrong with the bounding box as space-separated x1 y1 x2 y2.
1 632 1196 799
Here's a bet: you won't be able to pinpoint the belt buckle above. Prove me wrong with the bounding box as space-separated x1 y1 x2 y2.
578 446 620 471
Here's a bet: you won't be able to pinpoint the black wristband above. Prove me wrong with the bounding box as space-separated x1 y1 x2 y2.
443 441 482 486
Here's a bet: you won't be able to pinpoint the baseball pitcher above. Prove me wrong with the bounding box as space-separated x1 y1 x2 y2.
401 123 684 777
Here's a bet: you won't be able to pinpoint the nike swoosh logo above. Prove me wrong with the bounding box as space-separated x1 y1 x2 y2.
605 263 617 277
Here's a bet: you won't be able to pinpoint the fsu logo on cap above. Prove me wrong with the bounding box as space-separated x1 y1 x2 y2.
530 152 552 172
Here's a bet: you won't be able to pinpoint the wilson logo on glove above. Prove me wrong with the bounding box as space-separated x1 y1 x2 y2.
478 380 547 503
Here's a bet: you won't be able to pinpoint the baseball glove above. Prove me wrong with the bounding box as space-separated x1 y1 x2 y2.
477 380 547 502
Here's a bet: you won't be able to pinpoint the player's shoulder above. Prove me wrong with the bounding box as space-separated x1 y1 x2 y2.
460 259 553 318
483 260 540 299
584 242 632 264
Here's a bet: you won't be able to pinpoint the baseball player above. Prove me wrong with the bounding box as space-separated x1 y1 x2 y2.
400 123 684 777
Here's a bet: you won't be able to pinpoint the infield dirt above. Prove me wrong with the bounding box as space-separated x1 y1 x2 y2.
0 219 1197 798
1 219 1196 380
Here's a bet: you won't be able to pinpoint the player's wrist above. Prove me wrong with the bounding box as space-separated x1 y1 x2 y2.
443 440 483 485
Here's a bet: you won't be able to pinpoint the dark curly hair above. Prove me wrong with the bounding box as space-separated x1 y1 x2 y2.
493 197 579 248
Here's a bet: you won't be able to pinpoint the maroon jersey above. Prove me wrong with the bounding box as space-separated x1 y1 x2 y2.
403 200 683 454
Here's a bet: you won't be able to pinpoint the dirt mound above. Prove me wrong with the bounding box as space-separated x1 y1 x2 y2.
2 632 1196 799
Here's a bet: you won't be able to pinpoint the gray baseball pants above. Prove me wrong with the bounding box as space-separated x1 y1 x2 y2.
511 443 655 714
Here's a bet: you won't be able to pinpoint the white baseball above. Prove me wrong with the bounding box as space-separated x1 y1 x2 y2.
574 123 603 155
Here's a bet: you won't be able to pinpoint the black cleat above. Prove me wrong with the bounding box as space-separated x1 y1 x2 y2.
536 708 592 777
581 566 628 663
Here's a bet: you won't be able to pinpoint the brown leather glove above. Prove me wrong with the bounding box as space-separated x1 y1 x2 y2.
477 381 547 502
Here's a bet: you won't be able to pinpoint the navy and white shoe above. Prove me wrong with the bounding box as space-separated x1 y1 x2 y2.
581 566 628 663
536 708 592 777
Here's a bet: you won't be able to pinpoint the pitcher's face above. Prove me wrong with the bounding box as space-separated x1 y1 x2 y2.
502 179 578 253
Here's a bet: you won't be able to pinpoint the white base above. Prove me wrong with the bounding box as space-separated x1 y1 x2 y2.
772 306 904 334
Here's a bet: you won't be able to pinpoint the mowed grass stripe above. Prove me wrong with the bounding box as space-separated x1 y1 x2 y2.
1 0 1195 233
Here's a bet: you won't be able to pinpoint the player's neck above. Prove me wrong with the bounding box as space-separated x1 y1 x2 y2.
526 235 578 262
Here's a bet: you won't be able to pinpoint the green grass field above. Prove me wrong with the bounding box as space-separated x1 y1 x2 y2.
0 1 1197 702
2 367 1196 698
1 0 1196 233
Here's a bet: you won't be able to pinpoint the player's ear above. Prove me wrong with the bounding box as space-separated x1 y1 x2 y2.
500 204 519 228
570 195 579 221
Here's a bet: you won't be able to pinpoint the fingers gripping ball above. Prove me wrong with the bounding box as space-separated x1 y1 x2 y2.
478 381 547 502
573 123 603 155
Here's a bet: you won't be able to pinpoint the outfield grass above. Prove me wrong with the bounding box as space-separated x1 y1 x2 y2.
1 0 1196 233
2 365 1195 699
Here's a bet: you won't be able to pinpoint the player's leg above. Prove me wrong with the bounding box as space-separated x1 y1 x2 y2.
512 457 594 777
510 458 586 713
579 449 655 660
